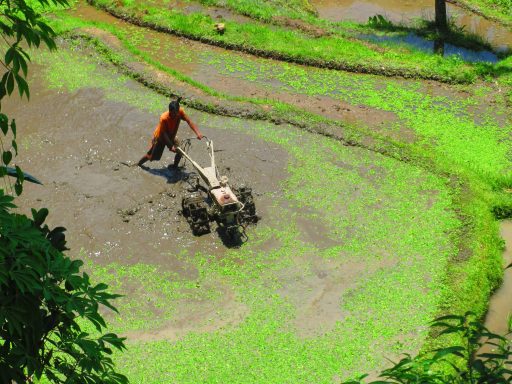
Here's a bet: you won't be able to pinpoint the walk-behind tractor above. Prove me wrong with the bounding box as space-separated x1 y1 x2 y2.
176 138 258 239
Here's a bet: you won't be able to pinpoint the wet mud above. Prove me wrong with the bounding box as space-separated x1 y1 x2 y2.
4 61 293 339
5 65 290 266
125 284 250 342
8 57 390 343
311 0 512 51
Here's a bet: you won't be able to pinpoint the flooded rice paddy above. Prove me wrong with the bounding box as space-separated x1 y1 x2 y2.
7 41 463 382
5 0 512 381
69 4 512 181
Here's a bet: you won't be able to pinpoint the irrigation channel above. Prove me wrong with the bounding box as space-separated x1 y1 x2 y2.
5 0 512 382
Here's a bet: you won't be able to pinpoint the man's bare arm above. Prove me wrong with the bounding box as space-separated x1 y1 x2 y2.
182 111 203 139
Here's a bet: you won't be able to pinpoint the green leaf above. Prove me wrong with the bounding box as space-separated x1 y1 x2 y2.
0 114 8 135
85 310 107 332
15 165 24 183
14 181 22 196
100 333 127 351
2 150 12 165
19 54 28 77
15 75 29 99
94 283 109 292
6 72 14 95
432 346 466 360
31 207 49 226
11 139 17 155
5 46 15 66
11 119 16 137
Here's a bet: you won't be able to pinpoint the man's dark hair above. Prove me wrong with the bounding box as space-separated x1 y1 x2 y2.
169 96 182 114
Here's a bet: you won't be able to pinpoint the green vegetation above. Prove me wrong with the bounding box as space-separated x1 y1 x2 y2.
87 0 498 83
345 312 512 383
0 0 127 382
16 0 512 382
458 0 512 25
40 8 512 185
196 0 317 22
200 51 511 184
0 200 128 383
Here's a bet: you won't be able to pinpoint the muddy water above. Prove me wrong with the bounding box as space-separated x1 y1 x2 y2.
484 220 512 336
312 0 512 51
5 64 291 266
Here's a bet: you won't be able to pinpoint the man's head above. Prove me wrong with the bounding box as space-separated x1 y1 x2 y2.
169 97 182 115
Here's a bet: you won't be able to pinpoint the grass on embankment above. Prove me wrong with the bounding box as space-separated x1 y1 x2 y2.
193 0 509 60
198 0 318 22
87 0 503 84
456 0 512 25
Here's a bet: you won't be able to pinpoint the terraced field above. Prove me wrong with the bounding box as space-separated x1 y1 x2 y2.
5 0 512 382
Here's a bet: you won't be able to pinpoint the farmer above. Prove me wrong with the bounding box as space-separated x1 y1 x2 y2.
137 97 203 168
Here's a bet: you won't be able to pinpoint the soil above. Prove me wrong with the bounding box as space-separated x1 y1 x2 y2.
2 9 478 378
125 284 250 342
9 57 400 343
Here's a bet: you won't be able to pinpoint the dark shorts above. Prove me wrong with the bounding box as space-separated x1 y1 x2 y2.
146 138 166 161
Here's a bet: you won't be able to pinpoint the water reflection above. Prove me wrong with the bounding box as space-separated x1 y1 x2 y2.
359 32 500 63
311 0 512 51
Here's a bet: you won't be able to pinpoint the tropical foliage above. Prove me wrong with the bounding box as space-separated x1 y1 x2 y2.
0 0 128 382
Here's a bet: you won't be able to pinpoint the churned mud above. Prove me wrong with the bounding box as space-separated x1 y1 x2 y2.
5 61 291 338
6 65 291 265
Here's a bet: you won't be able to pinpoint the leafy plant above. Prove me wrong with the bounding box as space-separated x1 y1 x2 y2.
367 15 394 29
0 0 128 382
0 193 128 383
344 312 512 383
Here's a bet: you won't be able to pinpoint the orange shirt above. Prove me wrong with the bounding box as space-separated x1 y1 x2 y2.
152 107 197 141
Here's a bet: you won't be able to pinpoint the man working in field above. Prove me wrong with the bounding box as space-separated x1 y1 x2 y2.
137 97 203 168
